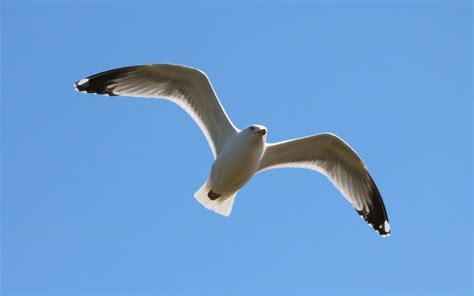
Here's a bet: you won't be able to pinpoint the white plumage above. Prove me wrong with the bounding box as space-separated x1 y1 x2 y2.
74 63 390 236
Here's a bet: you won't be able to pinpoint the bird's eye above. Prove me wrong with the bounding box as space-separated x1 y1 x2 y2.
249 127 256 131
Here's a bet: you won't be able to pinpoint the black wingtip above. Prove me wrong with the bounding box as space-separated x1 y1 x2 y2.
356 175 391 237
357 208 391 237
74 77 118 96
73 66 140 96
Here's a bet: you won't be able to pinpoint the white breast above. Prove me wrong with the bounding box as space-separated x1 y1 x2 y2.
209 131 265 194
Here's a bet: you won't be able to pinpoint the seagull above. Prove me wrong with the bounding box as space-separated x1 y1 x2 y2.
74 63 390 236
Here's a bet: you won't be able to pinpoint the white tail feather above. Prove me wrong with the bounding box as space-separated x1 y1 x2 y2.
194 181 238 217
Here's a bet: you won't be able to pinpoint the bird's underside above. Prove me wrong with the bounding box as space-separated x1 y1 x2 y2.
74 63 391 237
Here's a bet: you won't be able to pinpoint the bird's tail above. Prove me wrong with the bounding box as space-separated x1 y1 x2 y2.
194 180 238 217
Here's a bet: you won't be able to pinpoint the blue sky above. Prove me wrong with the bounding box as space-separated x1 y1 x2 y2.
1 1 472 295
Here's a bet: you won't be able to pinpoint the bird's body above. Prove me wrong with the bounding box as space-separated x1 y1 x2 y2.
209 126 266 196
75 63 391 236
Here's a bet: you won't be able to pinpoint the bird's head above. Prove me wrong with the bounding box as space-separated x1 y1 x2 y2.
246 125 267 139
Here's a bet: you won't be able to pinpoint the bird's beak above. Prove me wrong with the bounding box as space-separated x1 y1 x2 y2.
254 129 267 136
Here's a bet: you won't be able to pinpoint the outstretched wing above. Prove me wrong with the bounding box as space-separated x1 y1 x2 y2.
74 64 238 158
258 133 390 236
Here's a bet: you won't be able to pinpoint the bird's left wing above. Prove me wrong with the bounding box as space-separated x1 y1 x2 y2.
257 133 390 236
74 64 238 158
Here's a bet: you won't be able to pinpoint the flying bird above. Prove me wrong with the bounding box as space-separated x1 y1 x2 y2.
74 64 390 236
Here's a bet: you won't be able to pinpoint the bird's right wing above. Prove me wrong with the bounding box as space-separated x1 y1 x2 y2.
74 64 238 158
257 133 390 236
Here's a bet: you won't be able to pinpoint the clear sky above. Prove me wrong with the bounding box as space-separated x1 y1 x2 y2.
1 1 472 295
